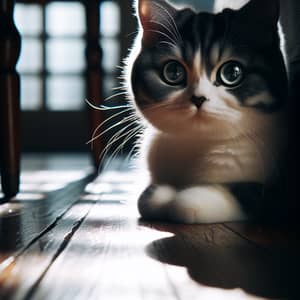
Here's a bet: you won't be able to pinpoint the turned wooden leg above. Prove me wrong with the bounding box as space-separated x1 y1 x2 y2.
84 0 106 169
0 0 21 200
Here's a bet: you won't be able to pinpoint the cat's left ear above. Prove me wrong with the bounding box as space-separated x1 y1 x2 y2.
136 0 177 44
238 0 279 28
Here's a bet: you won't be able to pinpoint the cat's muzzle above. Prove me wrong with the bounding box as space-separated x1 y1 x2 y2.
191 96 208 108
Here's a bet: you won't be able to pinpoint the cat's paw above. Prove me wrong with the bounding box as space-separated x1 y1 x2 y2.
138 185 176 220
168 186 247 224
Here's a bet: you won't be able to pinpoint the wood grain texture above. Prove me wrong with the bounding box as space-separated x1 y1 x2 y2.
0 155 298 300
0 155 93 294
0 199 93 300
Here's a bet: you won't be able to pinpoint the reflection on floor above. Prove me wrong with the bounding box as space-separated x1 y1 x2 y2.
0 154 299 300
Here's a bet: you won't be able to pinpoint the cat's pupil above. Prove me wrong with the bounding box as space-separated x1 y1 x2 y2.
162 61 186 85
218 61 244 87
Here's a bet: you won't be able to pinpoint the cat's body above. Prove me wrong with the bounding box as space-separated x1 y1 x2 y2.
126 0 288 223
145 113 285 187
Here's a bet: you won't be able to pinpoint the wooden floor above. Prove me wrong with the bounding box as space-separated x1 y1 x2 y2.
0 154 299 300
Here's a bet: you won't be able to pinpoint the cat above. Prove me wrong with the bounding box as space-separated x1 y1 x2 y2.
125 0 288 224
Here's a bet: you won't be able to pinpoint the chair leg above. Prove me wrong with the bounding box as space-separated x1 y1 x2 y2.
0 74 21 199
85 1 106 168
0 0 21 201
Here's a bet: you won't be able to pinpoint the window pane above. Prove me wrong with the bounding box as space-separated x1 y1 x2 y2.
17 38 42 73
20 76 42 111
100 1 120 37
15 4 42 36
101 38 120 73
46 39 85 73
46 2 86 36
46 76 84 111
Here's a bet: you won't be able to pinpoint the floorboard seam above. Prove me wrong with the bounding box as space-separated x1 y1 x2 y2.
163 265 182 300
23 202 94 300
222 224 272 252
0 175 93 276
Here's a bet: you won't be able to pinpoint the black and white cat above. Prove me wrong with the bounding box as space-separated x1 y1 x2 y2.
126 0 288 224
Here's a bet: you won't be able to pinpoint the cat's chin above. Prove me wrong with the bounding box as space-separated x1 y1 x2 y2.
140 103 242 141
151 120 239 142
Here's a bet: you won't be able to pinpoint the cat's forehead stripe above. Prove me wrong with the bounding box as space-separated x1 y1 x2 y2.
193 48 202 77
177 12 227 76
210 43 221 67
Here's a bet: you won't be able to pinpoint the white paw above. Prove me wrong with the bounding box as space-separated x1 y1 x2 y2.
138 185 176 220
168 186 247 224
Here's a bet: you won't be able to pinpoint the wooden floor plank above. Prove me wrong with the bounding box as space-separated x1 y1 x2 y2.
1 156 298 300
0 197 94 300
16 170 296 300
224 222 300 249
0 155 92 257
28 172 180 300
0 155 93 299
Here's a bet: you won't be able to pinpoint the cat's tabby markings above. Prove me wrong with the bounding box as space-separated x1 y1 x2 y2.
126 0 288 224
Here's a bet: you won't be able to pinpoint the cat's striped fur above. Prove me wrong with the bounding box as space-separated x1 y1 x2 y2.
127 0 288 223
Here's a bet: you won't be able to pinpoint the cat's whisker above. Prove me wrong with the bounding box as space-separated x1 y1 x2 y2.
158 41 179 49
88 107 133 148
90 105 131 111
126 128 144 163
148 19 181 44
91 106 132 132
85 99 105 110
127 144 141 165
152 1 183 42
103 129 138 169
145 29 177 47
100 123 141 170
115 65 125 71
98 124 137 169
89 113 136 145
111 85 126 91
126 30 140 38
152 12 181 43
99 126 138 167
102 125 143 171
104 91 128 102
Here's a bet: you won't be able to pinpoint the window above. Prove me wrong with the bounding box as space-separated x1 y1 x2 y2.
15 1 121 112
14 1 131 152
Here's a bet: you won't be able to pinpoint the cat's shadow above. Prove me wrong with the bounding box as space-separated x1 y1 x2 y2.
142 222 298 299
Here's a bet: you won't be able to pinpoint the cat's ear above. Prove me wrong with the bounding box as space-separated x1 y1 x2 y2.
136 0 177 44
231 0 279 46
238 0 279 28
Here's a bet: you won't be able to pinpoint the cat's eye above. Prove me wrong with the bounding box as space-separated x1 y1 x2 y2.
217 61 244 87
162 61 186 86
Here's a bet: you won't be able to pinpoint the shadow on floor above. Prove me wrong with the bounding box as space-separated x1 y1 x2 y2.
142 222 299 300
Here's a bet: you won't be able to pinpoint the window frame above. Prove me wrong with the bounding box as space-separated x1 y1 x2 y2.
15 0 135 152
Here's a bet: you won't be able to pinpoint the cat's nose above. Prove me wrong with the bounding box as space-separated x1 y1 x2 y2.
191 95 208 108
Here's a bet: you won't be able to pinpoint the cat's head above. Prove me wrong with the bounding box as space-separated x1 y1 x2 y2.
129 0 287 140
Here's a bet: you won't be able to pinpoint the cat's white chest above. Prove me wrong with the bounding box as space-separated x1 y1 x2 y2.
146 133 272 186
201 143 265 183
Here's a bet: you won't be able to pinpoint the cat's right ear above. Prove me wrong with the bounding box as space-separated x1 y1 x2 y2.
238 0 279 28
136 0 177 44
